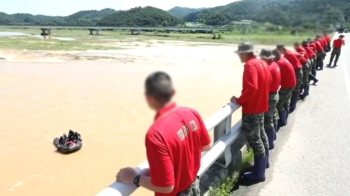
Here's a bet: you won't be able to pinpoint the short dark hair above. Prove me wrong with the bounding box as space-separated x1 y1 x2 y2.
294 42 300 46
272 49 281 59
145 71 174 103
276 44 285 50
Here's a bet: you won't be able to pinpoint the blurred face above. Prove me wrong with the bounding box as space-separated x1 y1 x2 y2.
293 45 298 50
145 93 157 110
144 90 175 111
277 48 285 54
238 53 248 63
340 37 344 40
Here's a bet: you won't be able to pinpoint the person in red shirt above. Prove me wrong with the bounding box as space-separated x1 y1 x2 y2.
259 49 281 151
276 44 302 113
272 49 296 130
307 38 317 76
327 34 345 67
294 42 310 99
324 34 331 52
314 36 325 71
302 40 318 86
116 71 212 196
230 42 271 182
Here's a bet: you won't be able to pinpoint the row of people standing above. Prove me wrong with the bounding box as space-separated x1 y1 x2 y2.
230 33 344 183
115 34 346 196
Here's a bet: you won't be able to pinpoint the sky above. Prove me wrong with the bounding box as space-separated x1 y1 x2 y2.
1 0 238 16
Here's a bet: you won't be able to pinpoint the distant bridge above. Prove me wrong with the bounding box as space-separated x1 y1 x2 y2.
0 25 228 36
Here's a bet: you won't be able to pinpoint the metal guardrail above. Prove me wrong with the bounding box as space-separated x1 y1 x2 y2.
96 102 241 196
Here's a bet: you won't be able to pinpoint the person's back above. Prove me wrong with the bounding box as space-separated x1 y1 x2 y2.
283 50 302 69
116 72 211 196
146 105 210 196
276 57 296 88
268 61 281 93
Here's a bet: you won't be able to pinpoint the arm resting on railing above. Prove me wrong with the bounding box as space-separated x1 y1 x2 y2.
139 176 174 194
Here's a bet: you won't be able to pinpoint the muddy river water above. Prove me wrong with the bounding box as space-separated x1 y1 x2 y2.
0 44 245 196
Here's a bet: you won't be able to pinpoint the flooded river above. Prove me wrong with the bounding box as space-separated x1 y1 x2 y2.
0 44 244 196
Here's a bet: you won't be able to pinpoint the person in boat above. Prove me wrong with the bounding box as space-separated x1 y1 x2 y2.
116 71 212 196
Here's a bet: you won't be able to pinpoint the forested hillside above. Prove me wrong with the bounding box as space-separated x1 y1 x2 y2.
168 6 206 18
184 0 350 28
0 0 349 28
98 7 182 26
0 9 116 26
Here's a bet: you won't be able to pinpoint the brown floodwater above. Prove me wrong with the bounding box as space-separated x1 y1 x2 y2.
0 45 244 196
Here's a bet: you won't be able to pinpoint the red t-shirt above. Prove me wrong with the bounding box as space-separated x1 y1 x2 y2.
322 38 327 49
333 39 344 49
236 56 271 114
295 46 308 64
324 35 330 43
276 57 296 89
268 62 281 93
284 50 302 69
314 41 323 52
303 46 315 58
309 42 317 53
146 103 211 196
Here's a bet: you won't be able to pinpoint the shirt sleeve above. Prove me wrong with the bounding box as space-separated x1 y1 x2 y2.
146 131 175 187
197 112 211 146
236 63 258 105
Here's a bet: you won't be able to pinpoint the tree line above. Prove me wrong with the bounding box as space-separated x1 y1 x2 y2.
0 0 349 28
183 0 350 28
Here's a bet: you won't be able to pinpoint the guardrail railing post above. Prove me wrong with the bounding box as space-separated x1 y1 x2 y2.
213 115 233 168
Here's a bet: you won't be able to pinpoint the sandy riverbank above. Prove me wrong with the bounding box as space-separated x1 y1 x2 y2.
0 41 274 196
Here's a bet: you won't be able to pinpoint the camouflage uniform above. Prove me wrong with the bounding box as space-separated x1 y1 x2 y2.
311 57 317 76
276 87 294 113
242 113 268 158
291 68 303 100
177 177 200 196
264 93 279 134
301 62 310 91
328 48 341 66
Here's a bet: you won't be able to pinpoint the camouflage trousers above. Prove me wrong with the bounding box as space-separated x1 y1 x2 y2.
310 57 317 76
276 87 294 113
242 113 268 158
177 177 200 196
302 62 310 87
291 68 303 100
264 92 279 133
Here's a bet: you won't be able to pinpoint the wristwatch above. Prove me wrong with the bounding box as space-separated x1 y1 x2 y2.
133 175 141 187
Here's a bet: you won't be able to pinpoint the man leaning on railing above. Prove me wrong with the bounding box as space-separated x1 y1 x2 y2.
230 42 272 183
116 71 212 196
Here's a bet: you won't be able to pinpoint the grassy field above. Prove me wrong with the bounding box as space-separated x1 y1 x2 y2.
0 28 317 51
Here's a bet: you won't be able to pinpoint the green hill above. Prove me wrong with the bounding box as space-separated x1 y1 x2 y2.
168 6 207 18
0 9 116 26
98 6 182 26
184 0 350 28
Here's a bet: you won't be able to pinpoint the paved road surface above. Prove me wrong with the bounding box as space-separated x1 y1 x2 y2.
232 33 350 196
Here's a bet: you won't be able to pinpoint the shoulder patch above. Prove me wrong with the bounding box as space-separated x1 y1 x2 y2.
189 120 198 131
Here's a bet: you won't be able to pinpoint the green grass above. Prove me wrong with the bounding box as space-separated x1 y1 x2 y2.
208 149 254 196
0 28 316 51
